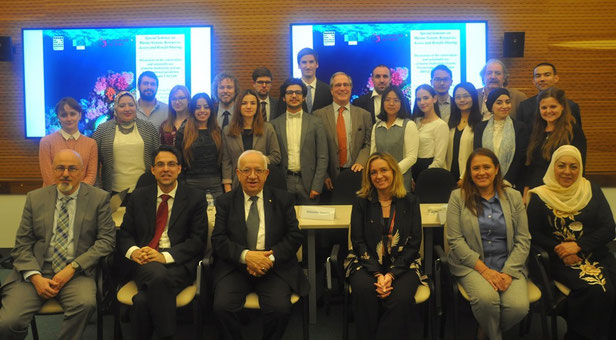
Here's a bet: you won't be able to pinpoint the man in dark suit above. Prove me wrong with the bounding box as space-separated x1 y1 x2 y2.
271 78 328 204
297 48 332 113
517 62 582 131
352 64 411 123
0 149 115 340
117 145 207 340
252 67 280 122
313 72 372 192
211 150 309 340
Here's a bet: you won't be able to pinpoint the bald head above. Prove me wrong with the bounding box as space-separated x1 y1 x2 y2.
52 149 84 195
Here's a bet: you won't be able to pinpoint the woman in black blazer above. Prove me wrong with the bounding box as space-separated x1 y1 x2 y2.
346 152 423 340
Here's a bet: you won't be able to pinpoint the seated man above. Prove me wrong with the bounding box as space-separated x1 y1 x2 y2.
0 149 115 340
211 150 309 340
117 145 207 340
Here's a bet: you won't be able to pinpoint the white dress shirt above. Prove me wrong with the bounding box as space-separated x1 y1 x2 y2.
59 129 81 141
240 190 266 263
303 78 317 107
371 90 382 116
286 111 303 172
370 118 419 174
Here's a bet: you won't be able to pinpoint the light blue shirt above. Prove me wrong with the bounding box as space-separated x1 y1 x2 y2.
478 191 508 271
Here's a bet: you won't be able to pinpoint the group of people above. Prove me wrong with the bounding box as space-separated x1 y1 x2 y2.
0 46 612 340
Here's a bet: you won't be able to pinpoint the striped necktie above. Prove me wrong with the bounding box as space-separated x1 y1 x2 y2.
52 196 72 273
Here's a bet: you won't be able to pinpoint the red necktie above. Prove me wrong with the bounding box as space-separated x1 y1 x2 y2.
337 106 348 167
148 194 171 249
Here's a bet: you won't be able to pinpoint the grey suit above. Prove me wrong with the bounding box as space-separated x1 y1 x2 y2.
270 111 328 200
221 122 281 188
313 104 372 180
446 187 530 340
0 184 116 340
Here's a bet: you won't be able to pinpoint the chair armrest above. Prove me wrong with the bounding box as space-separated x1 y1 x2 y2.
326 244 345 292
433 245 448 316
196 248 214 297
528 244 559 308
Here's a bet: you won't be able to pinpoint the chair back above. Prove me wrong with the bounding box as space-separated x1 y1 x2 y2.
265 165 287 191
415 168 456 203
331 169 363 205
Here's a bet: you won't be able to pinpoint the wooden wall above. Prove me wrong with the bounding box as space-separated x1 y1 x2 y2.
0 0 614 182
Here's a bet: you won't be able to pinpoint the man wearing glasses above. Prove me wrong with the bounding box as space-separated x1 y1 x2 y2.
252 67 280 122
117 145 207 340
0 149 115 340
136 71 168 129
211 150 308 340
430 64 454 124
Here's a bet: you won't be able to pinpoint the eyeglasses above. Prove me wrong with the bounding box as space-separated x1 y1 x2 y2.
285 90 303 96
238 168 267 176
171 96 187 102
54 166 80 173
433 77 452 83
256 81 272 86
154 162 179 168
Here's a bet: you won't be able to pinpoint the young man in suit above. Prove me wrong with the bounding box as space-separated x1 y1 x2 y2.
211 150 309 340
297 48 332 113
0 149 116 340
213 72 240 130
270 78 328 204
252 67 280 122
117 145 207 340
313 72 373 192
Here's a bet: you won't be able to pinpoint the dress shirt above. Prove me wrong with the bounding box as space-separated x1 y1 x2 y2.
332 102 353 167
239 190 266 263
59 129 81 141
415 118 449 168
137 99 169 129
125 183 178 263
302 79 317 107
216 104 234 129
371 90 382 117
478 192 507 271
286 111 303 172
437 95 452 124
24 186 80 280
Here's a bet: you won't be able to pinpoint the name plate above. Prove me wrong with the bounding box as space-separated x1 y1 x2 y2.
300 206 336 221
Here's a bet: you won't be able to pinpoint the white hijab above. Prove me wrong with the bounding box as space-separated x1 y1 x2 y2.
529 145 592 213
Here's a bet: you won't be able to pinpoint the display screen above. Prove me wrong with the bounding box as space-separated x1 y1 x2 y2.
23 26 212 137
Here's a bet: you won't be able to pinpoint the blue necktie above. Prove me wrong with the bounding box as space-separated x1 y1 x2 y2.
306 85 313 113
52 196 72 273
246 196 259 250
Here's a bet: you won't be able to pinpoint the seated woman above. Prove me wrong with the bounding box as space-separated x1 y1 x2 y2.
93 91 160 193
446 148 530 340
39 97 98 186
524 87 586 202
221 89 281 191
446 82 482 186
160 85 191 145
411 84 449 182
474 88 529 191
345 152 423 340
175 93 224 198
528 145 616 340
370 86 419 191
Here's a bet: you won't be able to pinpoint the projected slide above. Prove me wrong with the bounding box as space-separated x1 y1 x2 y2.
23 26 212 137
291 22 486 103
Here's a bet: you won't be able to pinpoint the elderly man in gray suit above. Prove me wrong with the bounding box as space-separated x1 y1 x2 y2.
313 72 372 192
271 78 328 204
0 149 116 340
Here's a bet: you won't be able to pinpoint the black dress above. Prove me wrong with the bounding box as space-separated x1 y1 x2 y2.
527 183 616 339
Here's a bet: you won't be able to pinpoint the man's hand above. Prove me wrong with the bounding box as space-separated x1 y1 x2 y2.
30 274 59 299
51 265 76 290
351 163 364 172
130 248 148 265
309 190 320 199
324 178 334 191
140 246 166 264
245 250 274 277
555 242 582 259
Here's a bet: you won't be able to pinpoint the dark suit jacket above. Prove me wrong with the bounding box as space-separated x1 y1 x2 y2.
3 184 116 286
118 182 208 282
473 118 529 190
517 95 582 131
353 92 412 124
265 97 281 122
211 187 309 295
301 79 333 114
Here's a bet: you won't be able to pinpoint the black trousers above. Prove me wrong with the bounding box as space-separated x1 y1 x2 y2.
349 268 420 340
213 269 293 340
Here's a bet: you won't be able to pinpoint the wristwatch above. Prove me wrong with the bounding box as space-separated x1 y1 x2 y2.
71 261 81 272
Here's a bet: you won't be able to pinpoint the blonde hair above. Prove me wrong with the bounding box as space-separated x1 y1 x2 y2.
356 152 406 199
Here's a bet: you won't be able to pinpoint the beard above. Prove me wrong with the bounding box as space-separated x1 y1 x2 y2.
139 90 156 101
58 181 74 194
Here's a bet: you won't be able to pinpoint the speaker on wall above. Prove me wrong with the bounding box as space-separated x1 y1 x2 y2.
0 36 13 61
503 32 525 58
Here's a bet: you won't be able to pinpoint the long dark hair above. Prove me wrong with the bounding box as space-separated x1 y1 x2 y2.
181 93 222 167
376 86 410 122
449 82 481 130
461 148 505 216
412 84 441 119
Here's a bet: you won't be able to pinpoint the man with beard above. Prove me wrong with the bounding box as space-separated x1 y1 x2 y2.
0 149 115 340
270 78 328 204
252 67 280 122
477 59 527 120
430 64 454 124
353 64 411 124
213 72 239 130
136 71 168 129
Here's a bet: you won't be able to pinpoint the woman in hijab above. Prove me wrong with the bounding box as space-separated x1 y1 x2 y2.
528 145 616 340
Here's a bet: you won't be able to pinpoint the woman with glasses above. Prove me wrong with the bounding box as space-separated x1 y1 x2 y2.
39 97 98 186
221 89 281 191
445 82 482 186
160 85 191 145
370 86 418 191
175 93 224 198
93 91 160 193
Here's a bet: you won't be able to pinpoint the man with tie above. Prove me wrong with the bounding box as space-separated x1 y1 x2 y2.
0 149 115 340
297 48 332 113
117 145 207 340
213 72 239 130
313 72 372 192
252 67 280 122
211 150 309 340
270 78 328 204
